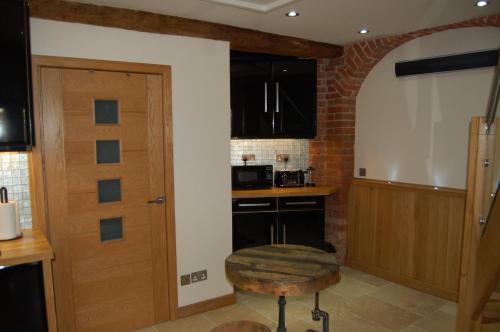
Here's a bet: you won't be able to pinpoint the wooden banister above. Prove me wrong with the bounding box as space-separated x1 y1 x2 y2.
472 194 500 319
457 118 488 332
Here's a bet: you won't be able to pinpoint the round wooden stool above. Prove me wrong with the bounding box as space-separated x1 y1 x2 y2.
210 320 271 332
225 245 340 332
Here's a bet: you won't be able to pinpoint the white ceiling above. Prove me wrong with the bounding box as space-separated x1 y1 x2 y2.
67 0 500 45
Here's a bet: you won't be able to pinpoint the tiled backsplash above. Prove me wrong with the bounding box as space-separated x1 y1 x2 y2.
231 139 310 171
0 152 31 228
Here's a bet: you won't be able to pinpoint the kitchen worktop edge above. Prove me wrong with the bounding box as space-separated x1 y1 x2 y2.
232 186 338 198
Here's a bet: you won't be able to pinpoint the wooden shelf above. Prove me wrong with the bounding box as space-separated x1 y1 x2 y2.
0 228 53 266
232 186 338 199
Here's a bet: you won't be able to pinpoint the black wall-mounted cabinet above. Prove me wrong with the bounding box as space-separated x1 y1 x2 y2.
232 196 325 251
0 0 34 151
231 51 317 139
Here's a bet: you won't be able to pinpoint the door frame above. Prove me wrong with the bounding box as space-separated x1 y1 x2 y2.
29 55 179 323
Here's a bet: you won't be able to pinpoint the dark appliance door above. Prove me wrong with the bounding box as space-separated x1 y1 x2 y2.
273 60 317 138
0 262 48 332
231 60 274 138
0 0 34 151
232 165 273 189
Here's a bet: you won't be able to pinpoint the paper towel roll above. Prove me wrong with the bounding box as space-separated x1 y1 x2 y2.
0 201 22 240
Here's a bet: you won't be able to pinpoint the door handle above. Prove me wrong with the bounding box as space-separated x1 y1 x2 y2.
285 201 317 206
270 224 274 245
148 196 165 204
275 82 279 113
264 82 268 113
238 203 271 207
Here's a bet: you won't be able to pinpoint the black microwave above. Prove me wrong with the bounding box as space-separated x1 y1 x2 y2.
232 165 273 190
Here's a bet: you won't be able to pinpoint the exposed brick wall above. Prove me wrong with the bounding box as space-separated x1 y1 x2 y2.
312 14 500 263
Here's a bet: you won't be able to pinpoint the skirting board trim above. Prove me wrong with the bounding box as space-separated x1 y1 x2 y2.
177 293 236 318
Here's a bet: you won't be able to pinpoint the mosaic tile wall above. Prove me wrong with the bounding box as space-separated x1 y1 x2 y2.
231 139 310 171
0 152 31 228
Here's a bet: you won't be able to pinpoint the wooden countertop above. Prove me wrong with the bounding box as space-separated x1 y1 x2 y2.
232 186 338 198
0 228 54 266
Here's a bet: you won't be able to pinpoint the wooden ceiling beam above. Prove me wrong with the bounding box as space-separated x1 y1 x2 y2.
28 0 343 58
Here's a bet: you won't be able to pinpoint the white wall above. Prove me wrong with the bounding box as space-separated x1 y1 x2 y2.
356 27 500 189
30 19 233 307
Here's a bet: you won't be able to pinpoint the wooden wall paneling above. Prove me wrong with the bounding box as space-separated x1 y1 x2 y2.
347 184 377 266
346 186 359 263
374 188 401 275
434 195 451 287
347 179 466 301
446 196 466 290
28 0 342 59
415 193 439 285
399 190 416 280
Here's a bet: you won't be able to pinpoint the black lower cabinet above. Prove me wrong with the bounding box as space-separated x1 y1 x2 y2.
232 196 326 251
0 262 48 332
233 212 276 251
278 211 324 249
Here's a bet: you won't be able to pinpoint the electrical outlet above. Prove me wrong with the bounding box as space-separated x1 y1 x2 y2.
180 274 191 286
276 154 290 162
359 168 366 177
191 269 207 283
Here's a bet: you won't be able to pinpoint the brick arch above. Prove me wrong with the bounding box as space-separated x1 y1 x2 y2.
311 14 500 263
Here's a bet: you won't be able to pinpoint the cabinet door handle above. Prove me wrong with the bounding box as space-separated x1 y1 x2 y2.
275 82 279 113
283 224 286 244
238 203 271 207
264 82 268 113
284 201 317 206
270 224 274 245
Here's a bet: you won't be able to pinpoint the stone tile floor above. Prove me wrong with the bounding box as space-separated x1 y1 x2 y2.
135 266 499 332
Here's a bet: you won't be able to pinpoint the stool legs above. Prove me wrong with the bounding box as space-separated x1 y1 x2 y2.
311 292 329 332
277 296 286 332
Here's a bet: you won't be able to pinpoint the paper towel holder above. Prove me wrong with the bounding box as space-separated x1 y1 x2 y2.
0 186 22 241
1 187 8 203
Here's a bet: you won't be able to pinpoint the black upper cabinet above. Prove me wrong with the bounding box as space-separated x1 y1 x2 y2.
0 0 34 151
231 51 317 139
273 60 317 138
231 60 273 138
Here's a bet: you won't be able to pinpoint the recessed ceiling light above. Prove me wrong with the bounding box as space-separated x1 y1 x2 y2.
475 0 490 6
286 10 299 17
358 28 370 34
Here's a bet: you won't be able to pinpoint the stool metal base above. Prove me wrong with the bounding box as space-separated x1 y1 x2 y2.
276 292 330 332
277 296 286 332
310 292 329 332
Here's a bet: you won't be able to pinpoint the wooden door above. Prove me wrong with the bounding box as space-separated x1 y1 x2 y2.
40 67 170 331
